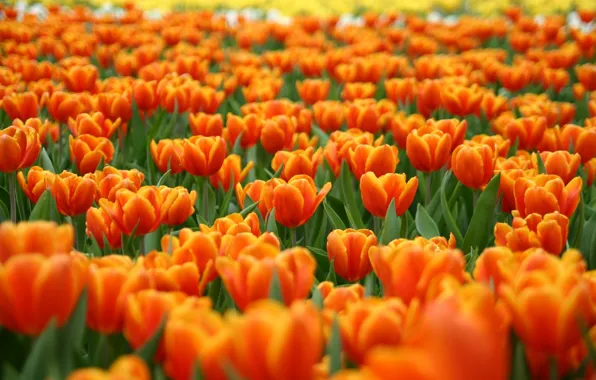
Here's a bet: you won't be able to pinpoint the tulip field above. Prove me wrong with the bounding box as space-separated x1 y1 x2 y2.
3 1 596 379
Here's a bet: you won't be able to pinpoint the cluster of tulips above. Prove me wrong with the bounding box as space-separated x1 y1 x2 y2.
2 2 596 380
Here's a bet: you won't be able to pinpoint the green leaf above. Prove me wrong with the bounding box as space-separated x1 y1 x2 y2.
218 173 236 218
339 161 365 229
465 247 479 274
1 363 20 380
239 200 260 217
156 169 172 187
266 208 279 236
21 320 58 380
327 316 343 375
191 362 205 380
583 211 596 267
269 163 284 179
462 173 501 253
326 259 337 283
364 272 377 297
0 197 9 222
40 147 56 173
128 98 147 166
144 228 162 253
508 138 518 158
440 171 464 245
570 193 585 249
415 204 440 239
268 269 284 303
135 315 167 364
311 285 324 310
29 190 59 222
324 201 347 230
312 125 329 146
379 199 401 245
308 246 331 279
56 289 88 375
536 153 547 174
510 335 530 380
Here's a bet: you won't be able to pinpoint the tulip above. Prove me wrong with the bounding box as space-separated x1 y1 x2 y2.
51 171 97 216
150 139 185 174
417 79 442 117
388 114 425 149
317 281 365 313
182 136 227 176
504 116 547 151
480 92 509 121
218 232 280 260
87 266 128 334
69 134 115 175
67 355 151 380
498 65 532 92
451 143 495 189
0 125 41 173
271 147 322 181
585 158 596 187
94 166 145 202
236 179 284 218
540 68 569 93
440 84 484 117
209 154 254 193
62 65 98 93
17 166 55 203
188 86 225 114
313 100 345 133
348 144 398 180
432 119 467 151
133 80 159 112
272 175 331 228
224 113 263 149
170 229 219 278
86 207 122 250
159 85 190 114
494 212 569 255
260 115 296 154
0 221 73 263
342 82 376 101
538 151 582 184
360 172 418 218
406 126 452 173
498 169 536 212
189 112 223 137
560 124 596 163
216 247 316 310
345 100 389 134
576 64 596 91
94 92 132 122
46 91 87 123
327 229 377 282
2 92 39 121
297 79 330 105
160 186 197 227
513 175 582 217
200 212 261 237
12 118 59 145
68 112 120 139
0 254 86 335
385 78 418 106
99 186 163 237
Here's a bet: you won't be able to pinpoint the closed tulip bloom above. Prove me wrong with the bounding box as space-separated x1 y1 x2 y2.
87 266 128 334
406 126 452 173
318 281 365 313
225 113 263 149
576 64 596 91
68 355 151 380
385 78 418 106
188 85 225 114
182 136 227 176
342 82 376 101
236 179 285 218
272 147 322 181
200 212 261 237
68 112 121 138
0 221 73 263
86 207 122 250
160 186 197 226
2 92 39 120
297 79 330 105
348 144 398 180
440 84 484 117
0 254 86 335
451 143 495 189
62 65 98 93
494 212 569 255
0 125 41 172
471 134 511 157
388 114 425 149
538 151 582 184
99 186 163 236
47 91 87 123
360 172 418 218
260 115 296 154
514 175 582 218
560 124 596 163
585 158 596 187
345 101 384 134
51 171 97 216
480 93 510 121
12 118 59 145
94 166 145 202
313 100 345 133
133 80 159 112
273 175 331 228
432 119 467 151
209 154 254 192
69 134 115 175
327 229 377 282
189 112 223 137
17 166 55 203
218 232 280 260
170 229 220 278
150 139 185 174
226 300 323 380
498 169 536 213
504 116 547 151
417 79 442 117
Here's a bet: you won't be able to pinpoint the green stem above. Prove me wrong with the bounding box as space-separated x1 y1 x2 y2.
373 217 381 235
139 236 145 256
168 227 174 254
57 124 64 172
291 228 297 247
202 177 210 223
473 190 479 210
425 173 431 206
207 277 222 307
9 172 16 223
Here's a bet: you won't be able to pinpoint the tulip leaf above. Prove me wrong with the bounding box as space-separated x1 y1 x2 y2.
415 204 440 239
508 138 518 158
0 198 8 222
583 211 596 267
536 153 546 174
462 173 501 254
380 199 401 245
40 147 56 173
440 171 464 245
312 212 328 249
339 161 365 229
191 362 205 380
308 246 331 279
218 173 236 218
128 98 147 166
156 169 172 187
312 125 329 146
269 163 284 179
239 199 260 218
510 335 531 380
326 259 337 283
21 319 58 380
232 131 244 156
364 272 377 297
465 247 479 274
29 190 59 222
223 362 245 380
266 208 279 237
1 363 19 380
570 193 585 249
327 316 343 375
56 289 88 375
311 285 324 310
144 228 162 253
135 315 167 365
268 269 284 303
324 201 347 230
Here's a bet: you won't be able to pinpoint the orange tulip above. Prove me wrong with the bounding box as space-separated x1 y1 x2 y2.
260 115 296 154
360 172 418 218
2 92 39 121
0 254 86 335
345 100 392 134
538 151 582 184
235 178 284 218
182 136 227 176
576 64 596 91
540 68 569 93
471 134 511 157
560 124 596 163
167 230 219 282
51 171 97 216
62 64 98 93
440 84 484 117
94 166 145 202
0 221 73 263
327 229 377 282
272 175 331 228
46 91 88 123
218 232 280 259
498 65 532 92
17 166 55 203
406 126 452 173
514 175 582 218
87 265 128 334
224 113 263 149
297 79 330 105
0 125 41 173
209 154 254 192
318 281 364 313
451 143 495 189
159 186 197 227
150 139 185 174
432 119 467 151
498 169 536 213
94 92 132 123
200 212 261 237
271 147 322 181
69 134 115 175
188 86 225 114
216 248 316 310
189 112 223 137
12 118 59 145
495 212 569 255
133 80 159 112
385 78 418 106
99 186 163 236
503 116 547 151
313 100 345 133
226 300 323 380
585 158 596 187
342 82 376 101
67 355 151 380
417 79 442 117
480 92 509 121
348 144 398 180
86 207 122 250
67 112 120 138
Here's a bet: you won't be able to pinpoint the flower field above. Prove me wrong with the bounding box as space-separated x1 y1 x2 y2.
2 2 596 379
